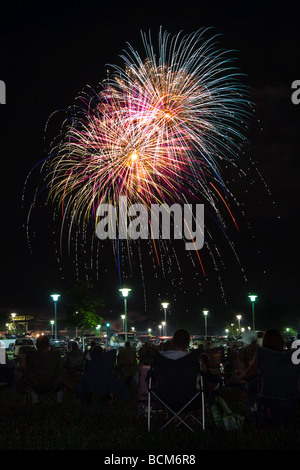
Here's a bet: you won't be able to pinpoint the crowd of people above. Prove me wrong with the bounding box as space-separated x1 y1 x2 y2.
1 327 300 427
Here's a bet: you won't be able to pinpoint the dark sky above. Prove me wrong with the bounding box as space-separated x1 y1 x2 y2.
0 0 299 334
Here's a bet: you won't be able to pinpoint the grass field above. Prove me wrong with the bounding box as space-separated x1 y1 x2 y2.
1 378 300 452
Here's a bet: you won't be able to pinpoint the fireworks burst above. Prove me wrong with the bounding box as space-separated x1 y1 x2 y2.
46 29 251 220
25 28 255 302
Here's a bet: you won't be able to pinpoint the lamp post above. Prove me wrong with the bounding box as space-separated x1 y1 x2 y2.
106 323 110 349
119 288 131 342
236 315 242 333
11 313 16 333
203 310 209 336
96 324 101 337
50 294 60 340
121 314 125 332
75 311 78 338
248 294 257 331
162 321 166 336
50 320 54 336
161 302 169 337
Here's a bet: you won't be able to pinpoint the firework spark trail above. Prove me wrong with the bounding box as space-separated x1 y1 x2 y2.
25 27 254 295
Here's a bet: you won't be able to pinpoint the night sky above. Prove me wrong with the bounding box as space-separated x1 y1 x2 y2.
0 1 299 335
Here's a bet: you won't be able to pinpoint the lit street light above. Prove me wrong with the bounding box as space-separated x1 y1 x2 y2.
161 302 169 337
236 315 242 332
96 324 101 337
203 310 209 336
119 288 131 342
106 323 110 349
162 321 166 336
50 320 54 336
121 314 125 332
248 294 257 331
11 313 16 333
50 294 60 340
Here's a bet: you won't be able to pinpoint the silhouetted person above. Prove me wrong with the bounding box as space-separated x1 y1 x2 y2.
160 329 191 360
261 329 284 351
36 335 50 352
64 341 84 375
75 348 129 403
117 341 137 385
17 335 64 403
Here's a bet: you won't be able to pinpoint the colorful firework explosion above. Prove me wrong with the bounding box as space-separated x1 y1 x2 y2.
26 28 254 298
46 29 251 221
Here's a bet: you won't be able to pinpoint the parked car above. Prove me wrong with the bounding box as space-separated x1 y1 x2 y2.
156 336 172 345
110 333 142 351
240 330 264 347
189 335 212 350
85 338 106 351
49 339 68 354
137 335 157 345
13 337 36 357
0 335 16 351
48 335 69 344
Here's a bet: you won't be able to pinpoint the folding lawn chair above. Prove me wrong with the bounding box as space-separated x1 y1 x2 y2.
147 350 205 432
75 349 129 403
117 346 137 385
137 364 151 416
23 348 64 406
256 346 300 426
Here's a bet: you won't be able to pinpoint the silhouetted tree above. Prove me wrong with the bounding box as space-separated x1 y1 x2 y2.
64 281 105 343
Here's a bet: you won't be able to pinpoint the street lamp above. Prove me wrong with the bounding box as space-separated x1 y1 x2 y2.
119 288 131 342
50 320 54 336
161 302 169 337
158 324 162 336
96 324 101 337
75 311 79 338
248 294 257 331
236 315 242 333
121 314 125 332
162 321 166 336
11 313 16 333
203 310 209 336
106 323 110 349
50 294 60 340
